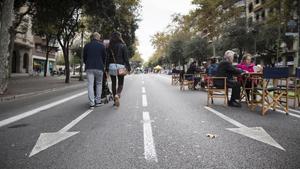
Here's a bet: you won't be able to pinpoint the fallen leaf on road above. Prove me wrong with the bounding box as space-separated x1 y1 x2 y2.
206 133 217 139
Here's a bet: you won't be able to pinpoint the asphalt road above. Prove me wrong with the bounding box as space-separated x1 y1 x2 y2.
0 74 299 169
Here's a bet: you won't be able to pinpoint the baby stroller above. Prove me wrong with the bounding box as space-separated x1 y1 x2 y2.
94 72 114 104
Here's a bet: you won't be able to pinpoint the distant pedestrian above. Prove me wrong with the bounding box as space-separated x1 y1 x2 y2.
107 31 131 107
83 32 107 109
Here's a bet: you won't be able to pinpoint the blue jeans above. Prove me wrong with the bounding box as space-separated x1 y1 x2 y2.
86 69 103 106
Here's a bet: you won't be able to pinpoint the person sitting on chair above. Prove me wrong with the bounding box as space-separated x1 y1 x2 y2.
237 54 255 101
186 61 201 90
207 57 218 76
215 50 244 107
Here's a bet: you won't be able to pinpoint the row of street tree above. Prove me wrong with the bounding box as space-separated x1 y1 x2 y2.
0 0 141 94
146 0 299 69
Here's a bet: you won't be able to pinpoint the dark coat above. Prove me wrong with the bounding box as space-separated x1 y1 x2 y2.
214 60 243 87
83 40 106 71
215 61 242 80
107 43 131 72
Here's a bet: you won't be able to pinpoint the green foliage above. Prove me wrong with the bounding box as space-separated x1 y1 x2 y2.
83 0 141 58
183 36 210 63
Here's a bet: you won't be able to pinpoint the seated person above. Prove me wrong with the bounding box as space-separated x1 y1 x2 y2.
214 50 244 107
172 67 181 74
207 58 218 76
186 61 201 89
237 54 254 73
237 54 254 101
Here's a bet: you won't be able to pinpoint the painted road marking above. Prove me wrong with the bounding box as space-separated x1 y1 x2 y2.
204 106 285 151
142 81 144 84
289 108 300 115
143 111 158 162
142 94 148 107
256 105 300 119
29 109 93 157
275 109 300 119
142 87 146 94
0 91 87 128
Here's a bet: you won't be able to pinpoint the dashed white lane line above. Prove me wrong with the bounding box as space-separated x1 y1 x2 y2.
142 87 146 94
142 94 148 107
142 81 144 84
143 111 158 162
0 91 87 128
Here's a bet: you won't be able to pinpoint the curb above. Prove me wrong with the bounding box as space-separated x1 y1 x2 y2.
0 83 86 103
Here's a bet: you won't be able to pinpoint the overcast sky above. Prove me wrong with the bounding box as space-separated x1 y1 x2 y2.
135 0 194 61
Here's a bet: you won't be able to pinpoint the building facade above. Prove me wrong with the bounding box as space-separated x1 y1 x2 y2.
11 6 58 76
245 0 299 72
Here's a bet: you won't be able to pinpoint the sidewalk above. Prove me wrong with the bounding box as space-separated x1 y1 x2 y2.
0 74 86 102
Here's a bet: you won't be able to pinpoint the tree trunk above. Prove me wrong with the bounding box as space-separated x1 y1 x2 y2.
0 0 14 94
8 31 15 78
44 38 50 77
63 47 70 83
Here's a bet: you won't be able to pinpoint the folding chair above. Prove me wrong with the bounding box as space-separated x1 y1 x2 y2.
207 77 228 106
171 73 180 85
288 67 300 108
180 74 195 91
251 67 289 115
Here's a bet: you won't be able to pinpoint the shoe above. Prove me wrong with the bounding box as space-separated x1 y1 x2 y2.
114 95 120 107
228 101 241 108
95 102 103 107
89 105 95 109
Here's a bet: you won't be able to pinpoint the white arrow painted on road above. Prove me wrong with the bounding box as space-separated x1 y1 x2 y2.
204 106 285 151
29 109 93 157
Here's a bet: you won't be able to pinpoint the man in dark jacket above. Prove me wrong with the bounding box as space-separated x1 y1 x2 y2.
83 32 106 109
215 50 244 107
186 61 201 89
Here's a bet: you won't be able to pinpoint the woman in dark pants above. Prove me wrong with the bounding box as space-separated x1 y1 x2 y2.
107 32 131 107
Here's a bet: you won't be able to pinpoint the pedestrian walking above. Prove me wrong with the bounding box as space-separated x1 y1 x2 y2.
83 32 107 109
107 32 131 107
214 50 244 107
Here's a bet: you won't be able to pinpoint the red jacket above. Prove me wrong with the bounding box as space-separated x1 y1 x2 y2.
237 63 255 72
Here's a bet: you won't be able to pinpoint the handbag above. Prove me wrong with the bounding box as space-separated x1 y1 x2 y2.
109 49 127 76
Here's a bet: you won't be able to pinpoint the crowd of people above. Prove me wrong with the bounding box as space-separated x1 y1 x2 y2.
176 50 265 108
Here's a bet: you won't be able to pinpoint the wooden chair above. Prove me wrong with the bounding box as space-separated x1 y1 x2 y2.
180 74 195 91
251 67 289 115
286 67 300 108
171 73 180 85
207 77 228 106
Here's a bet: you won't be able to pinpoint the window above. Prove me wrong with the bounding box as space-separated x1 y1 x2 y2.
36 45 42 52
23 53 29 70
261 10 265 20
256 13 260 21
255 0 260 4
248 3 253 13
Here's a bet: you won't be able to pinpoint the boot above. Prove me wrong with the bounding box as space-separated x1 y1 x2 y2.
117 85 123 98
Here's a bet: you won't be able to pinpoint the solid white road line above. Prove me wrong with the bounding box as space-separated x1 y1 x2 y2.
142 94 148 107
143 111 158 162
275 109 300 119
0 91 87 128
289 108 300 115
142 87 146 94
